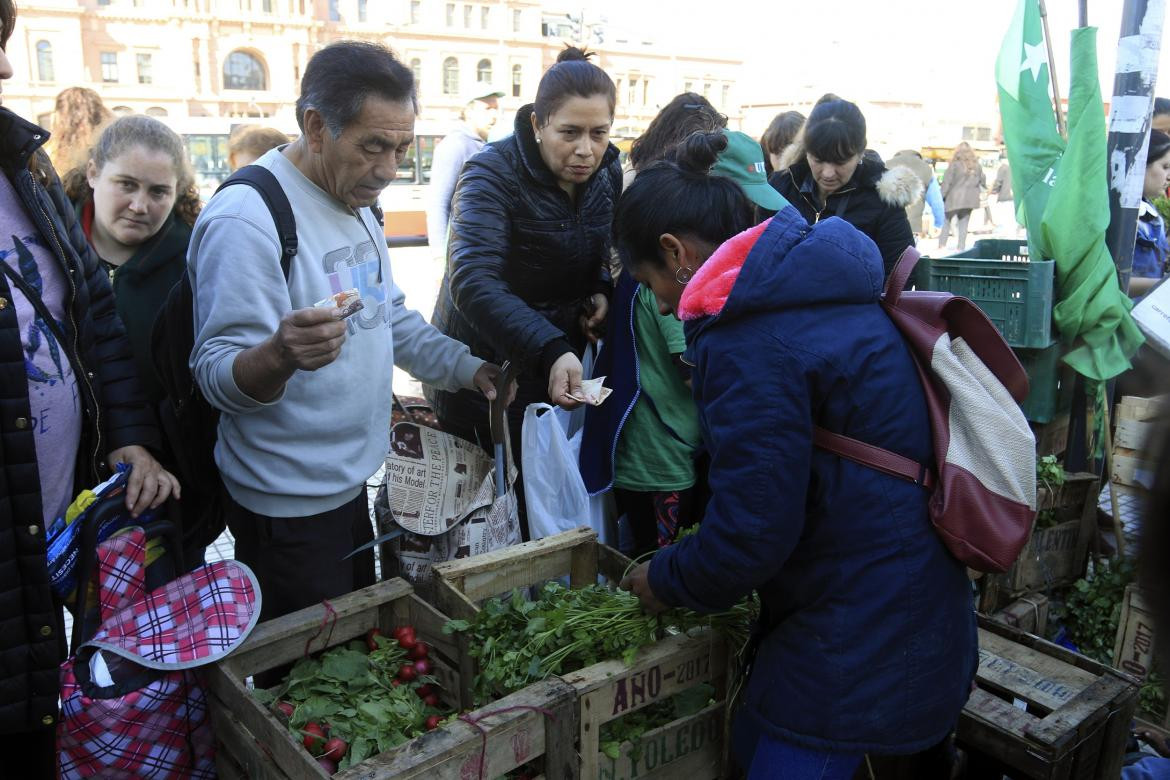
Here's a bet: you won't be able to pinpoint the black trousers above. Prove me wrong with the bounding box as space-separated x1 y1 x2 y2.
226 490 375 685
0 726 56 779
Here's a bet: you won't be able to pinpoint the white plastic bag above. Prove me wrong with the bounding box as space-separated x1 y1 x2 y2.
522 402 610 543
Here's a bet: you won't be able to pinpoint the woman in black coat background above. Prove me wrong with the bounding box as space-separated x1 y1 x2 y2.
769 96 919 277
427 47 621 534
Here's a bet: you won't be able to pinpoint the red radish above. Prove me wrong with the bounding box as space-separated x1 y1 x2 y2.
408 642 429 660
392 626 412 640
425 715 441 731
415 684 433 698
397 633 417 651
423 694 439 708
321 737 347 762
302 722 326 754
391 679 401 687
275 701 295 719
365 628 383 652
316 756 337 774
413 659 431 676
397 664 417 682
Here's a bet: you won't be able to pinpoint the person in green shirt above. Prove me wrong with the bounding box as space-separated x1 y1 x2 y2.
612 285 703 554
601 130 787 557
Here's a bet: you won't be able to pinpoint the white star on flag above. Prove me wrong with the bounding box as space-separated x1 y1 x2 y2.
1020 40 1047 82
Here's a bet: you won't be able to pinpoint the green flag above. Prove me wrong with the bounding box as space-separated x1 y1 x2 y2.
995 0 1063 246
996 1 1143 382
1041 28 1143 382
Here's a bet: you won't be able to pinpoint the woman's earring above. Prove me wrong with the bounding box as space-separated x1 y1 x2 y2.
535 137 541 144
675 266 694 285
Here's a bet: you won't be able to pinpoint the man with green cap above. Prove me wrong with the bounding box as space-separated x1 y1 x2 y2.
580 128 784 558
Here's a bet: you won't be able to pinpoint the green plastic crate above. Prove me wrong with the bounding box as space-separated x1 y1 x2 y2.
917 239 1055 348
1015 341 1073 424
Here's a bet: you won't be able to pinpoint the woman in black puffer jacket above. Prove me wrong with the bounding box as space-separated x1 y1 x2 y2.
769 96 919 277
0 2 178 772
428 47 621 528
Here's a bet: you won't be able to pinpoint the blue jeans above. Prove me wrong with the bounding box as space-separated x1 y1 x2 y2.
734 715 862 779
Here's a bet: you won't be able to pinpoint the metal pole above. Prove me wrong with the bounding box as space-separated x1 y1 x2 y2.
1104 0 1163 289
1037 0 1068 138
1079 0 1088 27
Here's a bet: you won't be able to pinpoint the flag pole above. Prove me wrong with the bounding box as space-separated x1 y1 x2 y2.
1037 0 1067 137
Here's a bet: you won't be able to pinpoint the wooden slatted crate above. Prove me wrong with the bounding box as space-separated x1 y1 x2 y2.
958 615 1139 779
207 578 578 779
978 472 1099 612
1112 584 1170 728
1111 395 1166 489
432 527 732 780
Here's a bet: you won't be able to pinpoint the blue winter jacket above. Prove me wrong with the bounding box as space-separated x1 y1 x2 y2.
647 207 976 755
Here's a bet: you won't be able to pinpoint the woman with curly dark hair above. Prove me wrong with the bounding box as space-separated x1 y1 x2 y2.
626 92 726 179
63 114 202 402
44 86 112 174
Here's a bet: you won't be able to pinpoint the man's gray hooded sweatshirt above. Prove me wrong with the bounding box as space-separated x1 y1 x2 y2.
189 148 483 517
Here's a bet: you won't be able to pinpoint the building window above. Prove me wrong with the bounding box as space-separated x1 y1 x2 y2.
442 57 459 95
224 50 267 90
36 41 54 82
111 105 133 116
410 57 422 87
721 83 730 108
262 0 273 11
702 82 712 99
146 106 168 117
462 5 471 27
511 63 521 97
137 52 153 85
476 58 491 84
358 0 367 21
410 0 420 23
684 80 694 93
328 0 339 21
100 51 119 83
512 8 520 32
480 5 489 28
627 78 638 106
97 0 110 5
445 3 454 25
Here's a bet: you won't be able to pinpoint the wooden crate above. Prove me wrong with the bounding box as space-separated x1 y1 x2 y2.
432 527 731 780
206 578 579 780
990 593 1049 636
979 473 1099 612
1112 584 1169 728
958 615 1139 780
1112 395 1166 489
1032 413 1070 457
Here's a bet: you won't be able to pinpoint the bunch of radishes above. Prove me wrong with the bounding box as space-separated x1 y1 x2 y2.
270 624 446 775
297 720 347 775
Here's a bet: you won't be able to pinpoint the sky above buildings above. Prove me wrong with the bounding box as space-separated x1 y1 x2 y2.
581 0 1168 118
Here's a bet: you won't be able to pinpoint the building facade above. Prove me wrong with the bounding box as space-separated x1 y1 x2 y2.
4 0 743 137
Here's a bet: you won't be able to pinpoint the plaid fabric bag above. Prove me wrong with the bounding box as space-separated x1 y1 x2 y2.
58 527 260 779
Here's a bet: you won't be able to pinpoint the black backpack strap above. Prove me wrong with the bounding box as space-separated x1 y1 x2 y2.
370 202 385 227
215 165 296 278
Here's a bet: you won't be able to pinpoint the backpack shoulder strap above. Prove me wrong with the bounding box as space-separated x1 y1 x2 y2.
812 426 935 490
215 165 296 279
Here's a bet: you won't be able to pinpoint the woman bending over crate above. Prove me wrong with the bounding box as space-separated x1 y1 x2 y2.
617 132 977 780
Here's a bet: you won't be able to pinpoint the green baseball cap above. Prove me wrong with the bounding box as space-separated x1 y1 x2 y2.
711 130 789 211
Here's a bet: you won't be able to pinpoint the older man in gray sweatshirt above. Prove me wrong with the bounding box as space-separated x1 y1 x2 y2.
189 41 501 628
